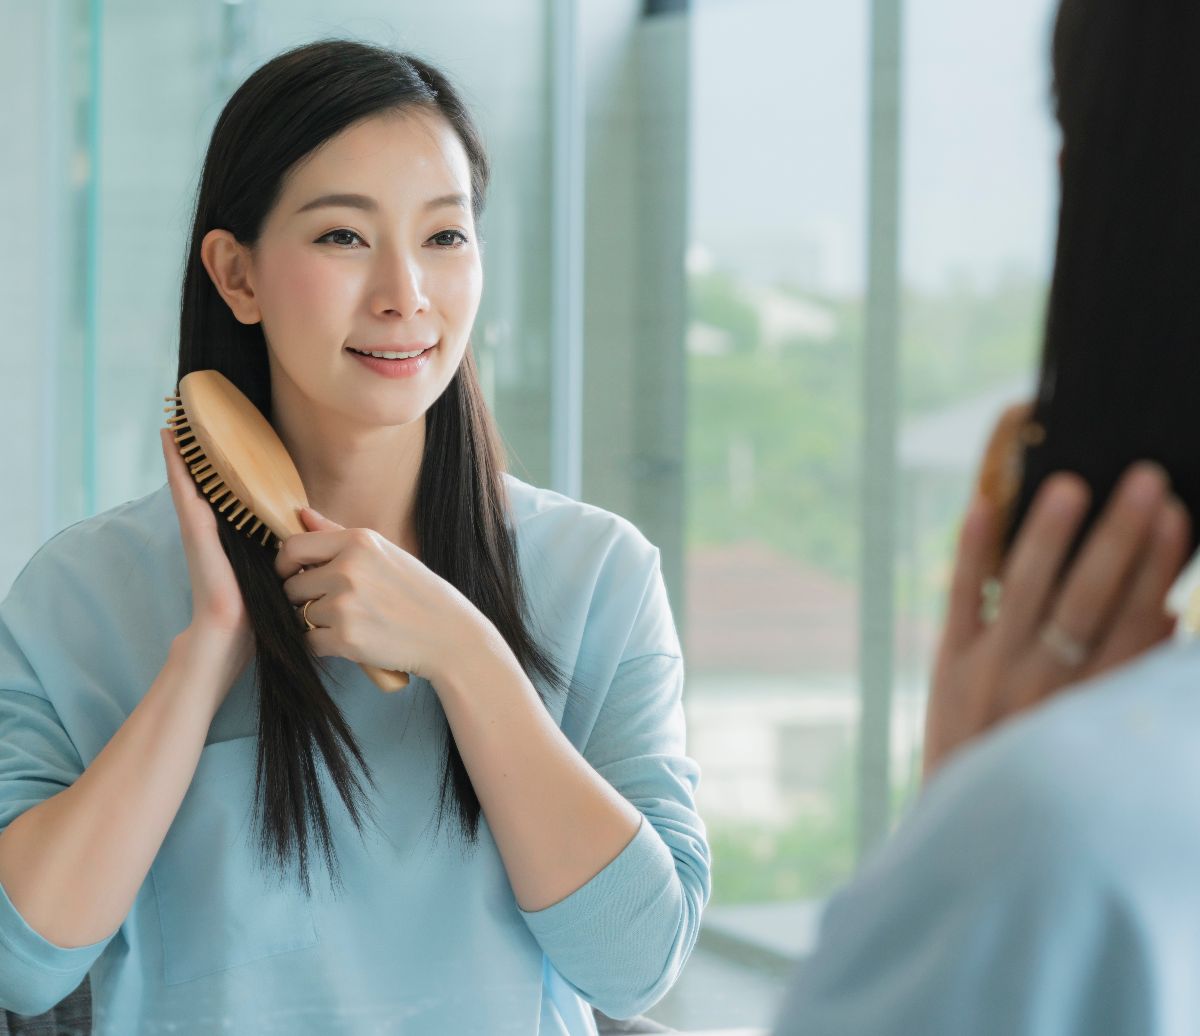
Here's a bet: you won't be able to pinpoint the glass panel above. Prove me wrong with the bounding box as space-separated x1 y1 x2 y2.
0 1 53 591
649 0 868 1027
892 0 1059 805
645 0 1060 1027
91 1 222 513
0 0 93 595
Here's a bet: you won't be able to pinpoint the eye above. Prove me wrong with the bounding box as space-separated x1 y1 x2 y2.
316 229 365 248
430 229 469 248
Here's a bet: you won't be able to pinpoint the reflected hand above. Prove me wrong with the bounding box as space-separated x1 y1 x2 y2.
923 461 1190 779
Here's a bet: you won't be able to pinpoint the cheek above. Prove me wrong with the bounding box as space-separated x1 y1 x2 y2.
263 254 355 325
436 259 483 334
257 253 362 377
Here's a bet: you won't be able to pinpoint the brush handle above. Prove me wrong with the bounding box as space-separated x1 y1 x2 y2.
362 663 410 692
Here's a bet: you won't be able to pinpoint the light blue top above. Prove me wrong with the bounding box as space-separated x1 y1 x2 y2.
773 637 1200 1036
0 476 710 1034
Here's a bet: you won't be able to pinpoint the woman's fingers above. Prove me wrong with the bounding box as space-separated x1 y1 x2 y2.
162 428 214 518
161 428 232 580
162 426 218 532
162 429 204 540
1000 463 1170 714
925 458 1188 780
990 472 1091 650
161 427 192 504
275 531 345 579
1019 462 1168 678
940 495 999 653
1079 495 1190 677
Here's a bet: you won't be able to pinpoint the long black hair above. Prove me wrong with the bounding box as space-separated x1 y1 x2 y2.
177 40 563 894
1009 0 1200 550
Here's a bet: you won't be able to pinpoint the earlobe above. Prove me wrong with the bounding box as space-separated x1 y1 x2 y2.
199 228 262 325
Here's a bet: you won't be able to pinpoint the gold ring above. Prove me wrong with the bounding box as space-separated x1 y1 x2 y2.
301 599 316 631
1039 622 1088 669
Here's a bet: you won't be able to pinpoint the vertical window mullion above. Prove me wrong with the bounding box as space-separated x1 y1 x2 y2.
550 0 585 500
857 0 905 858
82 0 103 518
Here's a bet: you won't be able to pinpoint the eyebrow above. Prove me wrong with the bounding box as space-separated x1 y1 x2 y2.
293 191 469 215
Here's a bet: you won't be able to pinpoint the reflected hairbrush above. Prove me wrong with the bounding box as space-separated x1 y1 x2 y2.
975 401 1045 570
977 404 1030 520
164 369 409 692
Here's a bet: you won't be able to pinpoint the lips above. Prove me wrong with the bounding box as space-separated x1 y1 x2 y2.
347 344 435 358
346 343 437 380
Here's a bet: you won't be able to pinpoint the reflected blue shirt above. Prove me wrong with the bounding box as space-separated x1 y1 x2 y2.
0 476 710 1034
773 639 1200 1036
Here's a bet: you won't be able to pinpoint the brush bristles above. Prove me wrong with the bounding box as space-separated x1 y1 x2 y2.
164 395 275 547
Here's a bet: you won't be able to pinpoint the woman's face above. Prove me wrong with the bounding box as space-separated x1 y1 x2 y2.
246 108 483 431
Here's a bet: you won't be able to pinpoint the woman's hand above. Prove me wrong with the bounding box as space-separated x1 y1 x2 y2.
161 429 254 678
924 461 1191 779
275 508 493 683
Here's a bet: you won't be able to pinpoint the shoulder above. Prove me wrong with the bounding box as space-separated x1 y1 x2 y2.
911 639 1200 886
818 642 1200 940
3 485 179 612
503 474 660 581
788 647 1200 1034
0 486 184 705
501 475 678 672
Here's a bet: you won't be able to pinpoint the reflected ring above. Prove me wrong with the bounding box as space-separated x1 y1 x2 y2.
301 598 317 631
1039 622 1088 669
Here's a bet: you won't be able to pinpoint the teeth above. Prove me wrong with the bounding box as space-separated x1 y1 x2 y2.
353 347 428 360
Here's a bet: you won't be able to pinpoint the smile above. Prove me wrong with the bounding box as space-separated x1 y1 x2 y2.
345 343 438 379
347 345 433 359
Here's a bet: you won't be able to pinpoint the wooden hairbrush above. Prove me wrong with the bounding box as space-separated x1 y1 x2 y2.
164 369 409 692
975 400 1044 574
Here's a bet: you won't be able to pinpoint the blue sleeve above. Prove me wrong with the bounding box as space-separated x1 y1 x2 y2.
0 609 112 1015
770 724 1159 1036
519 553 711 1019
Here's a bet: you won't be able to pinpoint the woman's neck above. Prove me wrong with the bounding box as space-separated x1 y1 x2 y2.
272 406 425 556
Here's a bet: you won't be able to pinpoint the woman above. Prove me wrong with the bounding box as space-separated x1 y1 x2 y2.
0 42 708 1034
774 0 1200 1032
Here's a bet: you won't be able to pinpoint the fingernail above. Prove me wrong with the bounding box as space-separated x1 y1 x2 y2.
1125 462 1168 506
1044 475 1087 515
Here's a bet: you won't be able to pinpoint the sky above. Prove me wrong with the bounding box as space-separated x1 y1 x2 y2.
690 0 1061 294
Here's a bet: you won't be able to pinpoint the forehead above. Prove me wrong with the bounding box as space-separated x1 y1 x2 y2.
279 109 471 206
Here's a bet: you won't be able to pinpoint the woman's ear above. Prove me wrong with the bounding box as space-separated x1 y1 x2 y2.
200 228 262 325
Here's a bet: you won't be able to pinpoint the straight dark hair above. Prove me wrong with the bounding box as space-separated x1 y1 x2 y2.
1009 0 1200 552
176 40 563 894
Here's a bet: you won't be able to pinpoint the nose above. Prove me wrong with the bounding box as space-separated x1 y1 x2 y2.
371 246 430 320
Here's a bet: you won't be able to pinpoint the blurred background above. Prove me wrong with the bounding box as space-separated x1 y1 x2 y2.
0 0 1059 1028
